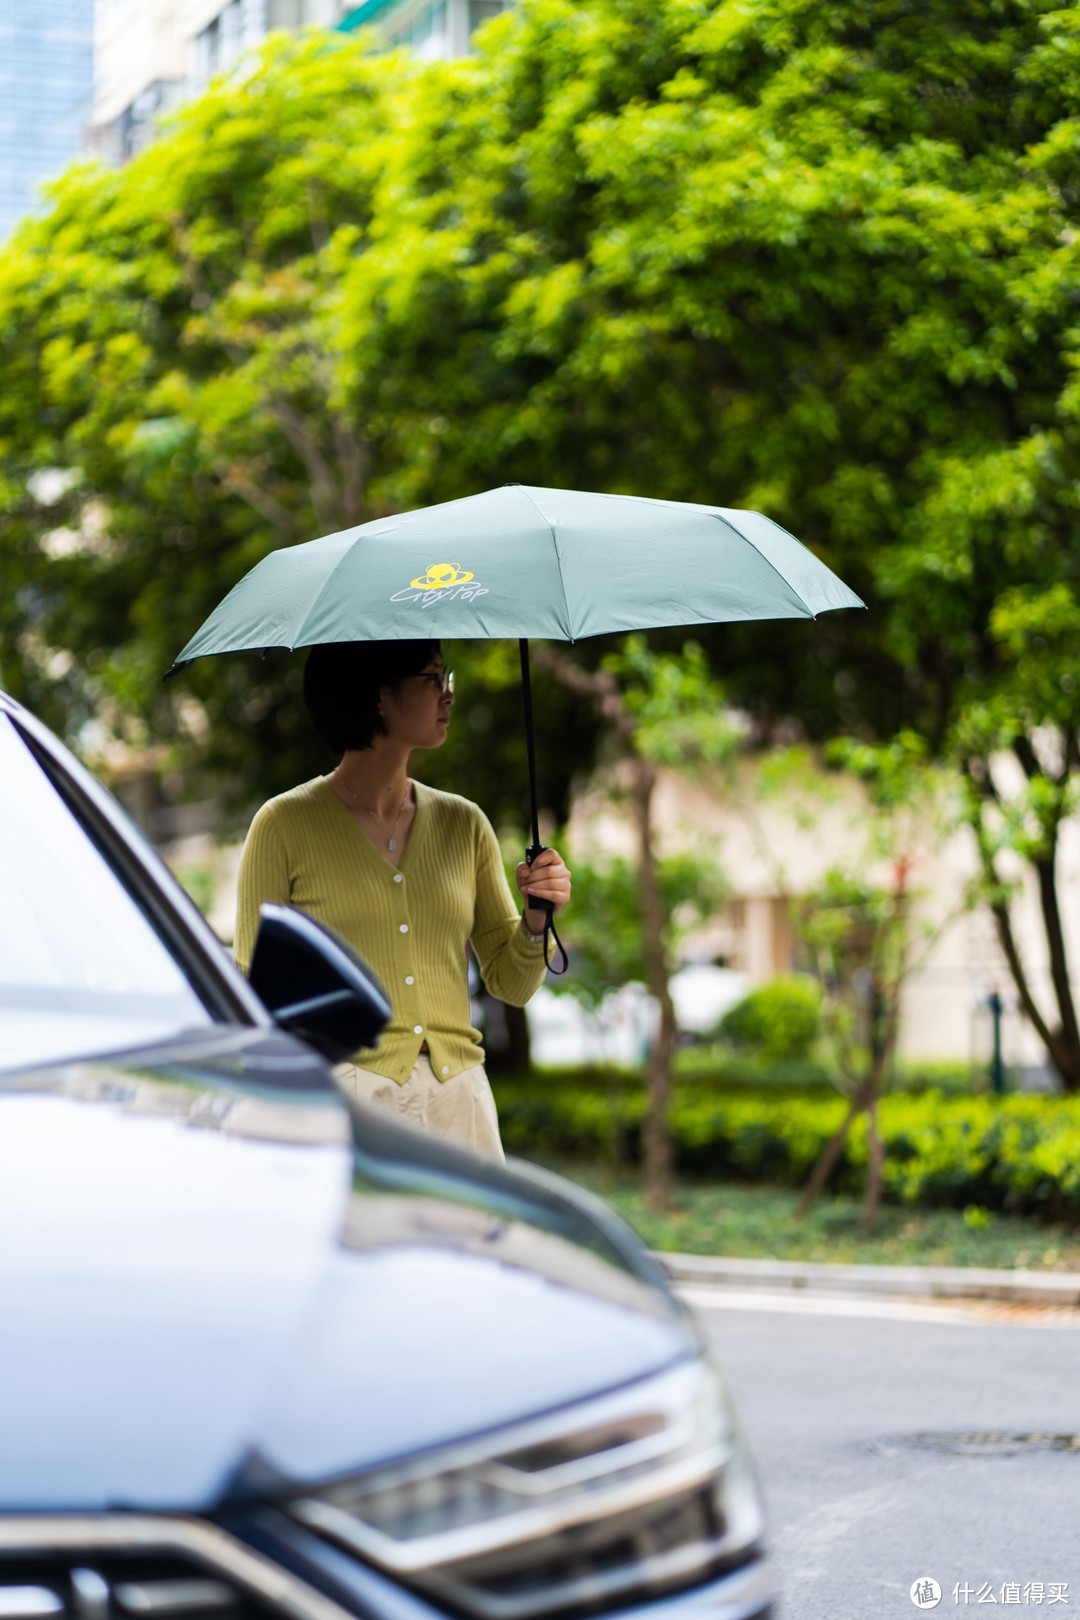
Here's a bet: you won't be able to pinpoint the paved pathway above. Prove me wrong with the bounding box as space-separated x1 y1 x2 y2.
686 1286 1080 1619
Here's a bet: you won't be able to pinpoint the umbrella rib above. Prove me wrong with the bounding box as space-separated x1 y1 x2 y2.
289 529 371 647
515 485 575 640
713 513 821 617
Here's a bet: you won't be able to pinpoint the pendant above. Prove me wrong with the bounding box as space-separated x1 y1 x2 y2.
388 837 396 852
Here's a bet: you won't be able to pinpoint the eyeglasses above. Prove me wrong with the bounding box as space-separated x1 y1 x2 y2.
418 669 454 696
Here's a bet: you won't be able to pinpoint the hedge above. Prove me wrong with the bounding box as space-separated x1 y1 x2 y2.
492 1084 1080 1225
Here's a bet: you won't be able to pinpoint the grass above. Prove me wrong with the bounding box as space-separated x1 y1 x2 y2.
542 1161 1080 1271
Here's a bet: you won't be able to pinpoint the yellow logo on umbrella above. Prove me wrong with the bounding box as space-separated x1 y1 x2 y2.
410 562 474 590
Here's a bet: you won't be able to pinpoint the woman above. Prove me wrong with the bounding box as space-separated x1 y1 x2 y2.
234 639 571 1160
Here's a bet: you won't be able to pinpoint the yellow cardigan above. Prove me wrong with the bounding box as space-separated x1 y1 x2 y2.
234 778 547 1082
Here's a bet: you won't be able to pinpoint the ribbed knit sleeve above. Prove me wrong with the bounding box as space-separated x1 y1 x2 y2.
470 810 548 1006
234 806 292 975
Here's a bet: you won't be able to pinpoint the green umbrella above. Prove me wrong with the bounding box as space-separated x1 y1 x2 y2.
168 484 863 956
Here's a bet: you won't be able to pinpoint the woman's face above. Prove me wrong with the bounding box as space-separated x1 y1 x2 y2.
378 654 454 750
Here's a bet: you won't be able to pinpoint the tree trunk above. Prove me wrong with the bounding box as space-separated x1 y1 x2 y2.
986 894 1078 1087
606 1067 628 1170
796 1080 871 1218
968 760 1080 1093
481 994 532 1077
532 649 680 1205
1032 847 1080 1090
862 1083 884 1228
862 965 891 1226
630 754 678 1213
502 1002 532 1075
643 1001 677 1212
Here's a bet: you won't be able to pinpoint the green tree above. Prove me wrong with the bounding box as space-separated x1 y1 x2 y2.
542 846 725 1166
1 34 399 807
541 636 736 1210
0 32 597 830
8 0 1080 1093
788 738 960 1224
794 867 913 1225
335 0 1080 1091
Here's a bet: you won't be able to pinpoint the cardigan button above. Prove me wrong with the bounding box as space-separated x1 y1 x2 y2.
414 1025 423 1035
399 923 409 933
405 975 415 985
393 873 403 882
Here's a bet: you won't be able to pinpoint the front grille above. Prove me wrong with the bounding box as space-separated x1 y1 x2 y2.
0 1521 350 1620
440 1481 728 1620
0 1553 245 1620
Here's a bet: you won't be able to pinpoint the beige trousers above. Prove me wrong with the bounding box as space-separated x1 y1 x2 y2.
334 1052 505 1162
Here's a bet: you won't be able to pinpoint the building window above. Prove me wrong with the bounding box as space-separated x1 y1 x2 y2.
114 80 183 161
385 1 448 56
468 0 504 32
189 0 247 94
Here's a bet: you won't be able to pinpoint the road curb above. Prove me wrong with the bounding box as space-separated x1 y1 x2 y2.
653 1251 1080 1307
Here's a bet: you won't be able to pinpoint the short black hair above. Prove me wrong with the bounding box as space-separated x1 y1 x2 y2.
303 640 440 752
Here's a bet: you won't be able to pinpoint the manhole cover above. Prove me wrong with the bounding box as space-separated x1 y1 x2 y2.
878 1431 1080 1458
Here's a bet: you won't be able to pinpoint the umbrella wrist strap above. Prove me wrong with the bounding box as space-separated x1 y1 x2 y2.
541 909 568 976
526 844 569 975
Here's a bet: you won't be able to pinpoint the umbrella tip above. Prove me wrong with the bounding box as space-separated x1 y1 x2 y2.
163 661 189 682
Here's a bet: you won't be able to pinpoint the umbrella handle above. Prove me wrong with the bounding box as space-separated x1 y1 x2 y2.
525 843 555 917
525 843 568 976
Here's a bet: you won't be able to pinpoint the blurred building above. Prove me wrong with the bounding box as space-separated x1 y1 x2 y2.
0 0 94 240
91 0 512 163
91 1 337 162
338 1 510 59
568 757 1068 1084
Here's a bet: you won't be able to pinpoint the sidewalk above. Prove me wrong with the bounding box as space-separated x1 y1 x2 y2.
653 1251 1080 1307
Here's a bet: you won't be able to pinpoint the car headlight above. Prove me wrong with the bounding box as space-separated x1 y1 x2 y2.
291 1357 766 1620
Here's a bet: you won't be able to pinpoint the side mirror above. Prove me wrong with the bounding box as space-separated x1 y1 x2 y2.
249 903 392 1064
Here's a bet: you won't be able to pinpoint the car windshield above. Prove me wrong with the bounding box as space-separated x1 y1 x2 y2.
0 715 212 1072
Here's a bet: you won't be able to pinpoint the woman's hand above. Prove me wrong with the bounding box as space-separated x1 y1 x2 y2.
515 847 571 934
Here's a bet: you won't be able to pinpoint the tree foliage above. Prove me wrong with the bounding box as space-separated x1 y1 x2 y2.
0 33 596 826
6 1 1080 1077
1 37 394 806
336 0 1080 748
718 975 822 1064
336 0 1080 1083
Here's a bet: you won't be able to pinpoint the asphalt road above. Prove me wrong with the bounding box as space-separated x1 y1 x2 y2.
686 1288 1080 1619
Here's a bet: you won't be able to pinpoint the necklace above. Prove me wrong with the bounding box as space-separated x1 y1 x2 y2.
334 775 411 851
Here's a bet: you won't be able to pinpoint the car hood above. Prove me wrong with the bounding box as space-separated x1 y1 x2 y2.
0 1031 690 1513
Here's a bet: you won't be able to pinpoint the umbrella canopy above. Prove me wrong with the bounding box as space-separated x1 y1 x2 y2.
169 484 863 972
170 484 863 666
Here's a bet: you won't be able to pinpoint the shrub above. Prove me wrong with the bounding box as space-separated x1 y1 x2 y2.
716 975 822 1063
492 1084 1080 1226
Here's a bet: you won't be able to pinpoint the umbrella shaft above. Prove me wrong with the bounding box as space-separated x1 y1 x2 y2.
519 638 542 853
